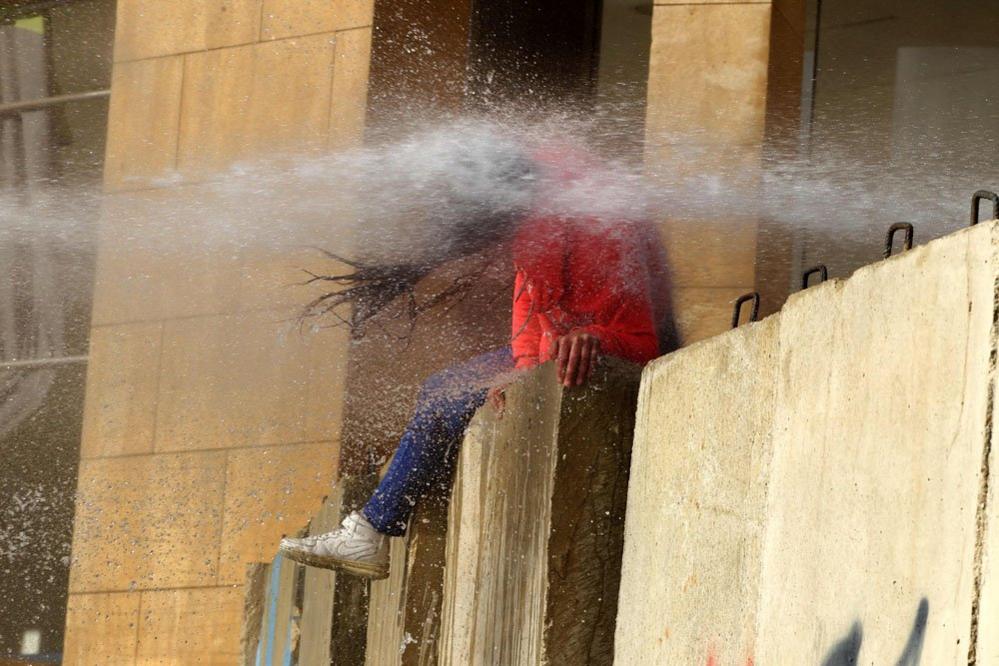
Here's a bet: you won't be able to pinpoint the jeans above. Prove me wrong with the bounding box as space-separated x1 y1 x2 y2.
362 347 515 536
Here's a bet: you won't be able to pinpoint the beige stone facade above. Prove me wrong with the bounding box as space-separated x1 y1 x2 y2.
64 2 373 662
645 1 771 343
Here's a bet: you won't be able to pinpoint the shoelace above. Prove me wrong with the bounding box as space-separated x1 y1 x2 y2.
315 516 361 543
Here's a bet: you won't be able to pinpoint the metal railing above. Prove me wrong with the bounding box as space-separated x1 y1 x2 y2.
0 89 110 117
0 355 88 371
0 90 107 372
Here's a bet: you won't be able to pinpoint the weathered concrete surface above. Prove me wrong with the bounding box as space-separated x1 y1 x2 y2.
364 493 450 665
979 373 999 665
363 531 409 664
242 553 300 666
330 476 376 666
240 563 269 665
282 359 639 665
266 471 451 665
439 359 641 665
240 490 345 666
616 221 999 665
615 318 779 665
755 227 993 665
298 487 344 666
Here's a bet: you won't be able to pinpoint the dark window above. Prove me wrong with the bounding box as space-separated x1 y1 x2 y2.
794 0 999 280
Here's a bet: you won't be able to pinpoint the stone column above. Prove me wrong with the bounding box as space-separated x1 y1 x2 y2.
644 0 789 341
63 2 374 662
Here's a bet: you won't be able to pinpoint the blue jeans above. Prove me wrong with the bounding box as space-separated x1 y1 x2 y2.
362 347 515 536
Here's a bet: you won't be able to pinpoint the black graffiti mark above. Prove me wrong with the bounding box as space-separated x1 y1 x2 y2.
894 598 929 666
822 622 862 666
820 598 929 666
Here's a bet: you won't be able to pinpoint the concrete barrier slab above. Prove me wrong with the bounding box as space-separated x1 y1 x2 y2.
616 221 999 665
439 359 641 665
615 318 779 665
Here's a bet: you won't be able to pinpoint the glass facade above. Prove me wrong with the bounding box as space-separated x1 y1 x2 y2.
795 0 999 280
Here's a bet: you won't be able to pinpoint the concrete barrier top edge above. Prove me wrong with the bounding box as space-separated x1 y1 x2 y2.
646 219 999 374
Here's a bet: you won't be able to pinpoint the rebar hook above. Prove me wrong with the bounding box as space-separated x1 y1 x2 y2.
731 292 760 329
884 223 914 258
801 265 828 290
971 190 999 226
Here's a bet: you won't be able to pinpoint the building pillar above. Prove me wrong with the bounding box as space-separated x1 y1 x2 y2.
63 2 374 663
644 0 776 341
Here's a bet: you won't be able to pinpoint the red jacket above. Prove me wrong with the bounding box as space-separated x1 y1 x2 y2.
511 215 670 370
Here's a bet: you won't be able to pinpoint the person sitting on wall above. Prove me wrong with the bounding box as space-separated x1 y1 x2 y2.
278 135 680 579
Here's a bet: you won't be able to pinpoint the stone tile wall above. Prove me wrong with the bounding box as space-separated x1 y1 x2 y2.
63 2 373 662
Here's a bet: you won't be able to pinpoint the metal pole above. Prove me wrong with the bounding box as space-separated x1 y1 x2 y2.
0 89 110 117
0 355 88 370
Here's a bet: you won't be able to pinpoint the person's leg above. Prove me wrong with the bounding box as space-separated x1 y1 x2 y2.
362 347 514 536
278 347 515 577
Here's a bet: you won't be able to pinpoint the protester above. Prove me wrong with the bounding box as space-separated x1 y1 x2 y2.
279 144 678 579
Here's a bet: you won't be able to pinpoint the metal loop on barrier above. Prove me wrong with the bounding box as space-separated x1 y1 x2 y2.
801 265 828 290
971 190 999 226
731 292 760 329
884 222 914 258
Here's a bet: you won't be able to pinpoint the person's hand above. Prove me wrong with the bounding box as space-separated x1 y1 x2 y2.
487 384 509 417
553 330 600 387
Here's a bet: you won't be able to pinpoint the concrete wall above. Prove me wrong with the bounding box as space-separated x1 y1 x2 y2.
439 360 640 665
63 2 373 662
281 360 641 665
616 220 999 664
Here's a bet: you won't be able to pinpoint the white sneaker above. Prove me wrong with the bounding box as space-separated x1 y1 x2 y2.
279 511 390 579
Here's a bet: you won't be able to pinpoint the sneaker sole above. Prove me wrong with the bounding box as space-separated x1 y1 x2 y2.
278 545 390 580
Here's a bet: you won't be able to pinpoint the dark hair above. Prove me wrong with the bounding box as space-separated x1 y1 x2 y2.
300 151 539 338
